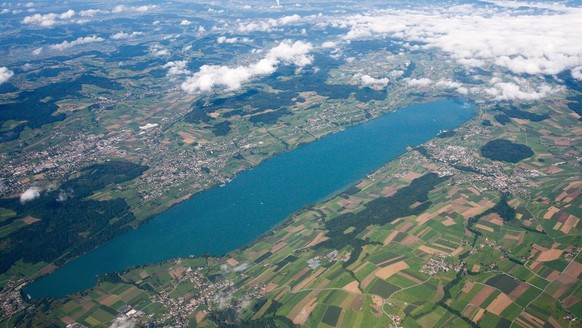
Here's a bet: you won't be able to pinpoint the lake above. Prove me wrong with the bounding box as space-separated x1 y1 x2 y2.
25 99 474 299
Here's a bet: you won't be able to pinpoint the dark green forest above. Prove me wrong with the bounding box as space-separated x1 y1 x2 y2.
0 161 147 273
480 139 533 163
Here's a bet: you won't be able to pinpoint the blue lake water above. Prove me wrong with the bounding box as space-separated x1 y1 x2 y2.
25 99 474 299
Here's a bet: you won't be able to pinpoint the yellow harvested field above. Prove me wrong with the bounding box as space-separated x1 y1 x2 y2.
360 270 378 289
504 231 525 243
441 217 456 226
119 286 141 302
433 242 456 251
383 231 399 245
371 295 383 308
462 281 475 293
416 227 431 239
270 241 288 253
468 187 481 196
470 286 495 307
195 311 207 323
565 215 580 227
560 224 573 234
381 185 400 196
292 298 317 325
416 204 452 225
564 261 582 279
305 232 329 248
486 293 512 315
522 312 546 327
285 224 305 233
397 271 423 284
290 267 310 282
473 308 486 322
169 267 186 279
543 206 560 219
418 245 449 256
292 268 325 292
227 258 239 266
401 171 422 182
376 256 404 268
545 166 564 174
400 234 421 246
398 222 413 233
99 295 120 307
343 281 362 294
546 270 561 281
375 261 409 280
537 249 563 262
288 279 329 317
475 224 494 233
61 317 75 325
451 246 464 257
262 283 278 295
483 213 504 226
462 201 493 219
21 216 41 225
177 131 197 144
509 283 530 300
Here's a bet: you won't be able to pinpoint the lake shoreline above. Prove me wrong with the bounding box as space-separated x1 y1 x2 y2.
25 97 475 299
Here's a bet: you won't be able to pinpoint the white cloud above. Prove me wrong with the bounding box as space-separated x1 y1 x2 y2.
79 9 107 17
405 78 432 87
154 49 169 56
112 5 126 14
482 0 570 11
360 74 389 86
110 31 143 40
216 36 250 44
0 67 14 84
181 40 313 93
112 5 157 14
22 9 75 26
238 14 302 33
139 123 159 130
338 3 582 77
20 187 41 204
49 35 104 51
217 36 237 44
135 5 158 12
150 45 169 57
278 14 301 25
390 72 404 80
32 47 42 55
435 80 462 89
164 61 191 76
109 316 136 328
59 9 74 19
572 66 582 80
180 19 191 26
483 78 562 100
321 41 338 49
56 190 71 202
